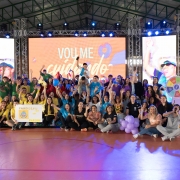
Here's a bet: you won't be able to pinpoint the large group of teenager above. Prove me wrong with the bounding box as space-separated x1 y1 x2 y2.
0 57 180 142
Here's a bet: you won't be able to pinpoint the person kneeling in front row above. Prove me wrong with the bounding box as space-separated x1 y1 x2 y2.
98 105 119 133
157 104 180 141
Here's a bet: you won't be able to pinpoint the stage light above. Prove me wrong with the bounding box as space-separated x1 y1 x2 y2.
109 32 114 37
101 32 106 37
165 30 170 35
47 32 53 37
74 31 79 37
37 23 43 30
114 22 121 30
91 22 96 27
145 21 152 29
83 32 87 37
63 22 69 30
40 32 44 37
147 31 152 36
5 34 10 38
160 20 167 28
155 31 159 35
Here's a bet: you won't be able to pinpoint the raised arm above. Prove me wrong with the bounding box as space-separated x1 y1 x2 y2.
143 38 155 76
55 86 63 99
76 56 80 68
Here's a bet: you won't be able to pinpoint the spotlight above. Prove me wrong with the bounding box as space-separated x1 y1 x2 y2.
37 23 43 30
101 32 106 37
147 31 152 36
165 30 170 35
145 21 152 29
74 31 79 37
83 32 87 37
63 22 69 30
47 32 53 37
155 31 159 35
160 20 167 28
109 32 114 37
91 22 96 29
5 34 10 38
40 32 44 37
114 22 121 30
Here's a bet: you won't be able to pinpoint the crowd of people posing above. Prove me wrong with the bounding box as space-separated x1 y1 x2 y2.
0 58 180 142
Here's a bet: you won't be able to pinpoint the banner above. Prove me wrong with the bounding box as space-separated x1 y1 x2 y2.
0 38 14 80
29 37 126 78
15 105 43 122
142 35 176 85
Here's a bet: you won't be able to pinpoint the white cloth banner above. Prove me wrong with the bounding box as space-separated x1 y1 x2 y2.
15 105 43 122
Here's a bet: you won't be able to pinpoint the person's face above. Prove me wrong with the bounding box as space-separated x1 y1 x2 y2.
62 91 66 97
65 104 70 110
153 78 158 84
150 97 154 103
64 80 68 84
22 89 27 94
153 85 158 91
108 76 113 81
14 102 18 106
83 64 88 69
130 95 136 102
40 94 45 101
47 98 52 104
43 70 47 74
2 77 8 82
0 102 6 108
149 106 156 114
93 96 98 102
91 106 97 112
12 96 16 101
142 103 147 108
78 102 83 108
65 94 69 100
161 96 167 104
23 80 28 85
32 78 37 84
104 96 108 102
125 78 130 84
3 67 13 77
107 106 112 112
93 77 98 82
17 79 22 84
143 80 148 85
49 78 53 83
4 96 9 102
148 86 152 91
126 91 131 97
28 96 33 102
49 92 54 97
162 64 176 79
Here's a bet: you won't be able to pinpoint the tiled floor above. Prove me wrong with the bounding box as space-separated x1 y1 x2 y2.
0 128 180 180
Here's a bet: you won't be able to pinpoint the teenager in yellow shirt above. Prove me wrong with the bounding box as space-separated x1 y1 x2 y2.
43 97 57 127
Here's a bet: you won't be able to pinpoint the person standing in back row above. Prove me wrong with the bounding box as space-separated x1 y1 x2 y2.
76 56 90 94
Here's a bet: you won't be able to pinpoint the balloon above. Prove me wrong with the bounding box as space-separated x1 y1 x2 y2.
131 128 139 135
121 120 128 128
125 115 134 123
120 126 125 131
127 123 134 130
118 119 124 124
134 118 139 123
134 121 139 128
53 79 59 87
125 128 131 133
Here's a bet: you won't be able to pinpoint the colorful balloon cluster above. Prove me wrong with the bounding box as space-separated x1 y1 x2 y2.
119 115 139 135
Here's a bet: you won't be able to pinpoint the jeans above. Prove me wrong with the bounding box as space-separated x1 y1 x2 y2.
139 127 161 136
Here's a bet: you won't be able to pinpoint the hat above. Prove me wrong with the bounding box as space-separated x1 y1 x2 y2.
161 60 177 67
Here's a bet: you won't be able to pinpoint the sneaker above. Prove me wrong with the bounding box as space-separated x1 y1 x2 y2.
133 134 139 139
161 136 168 141
153 134 158 138
169 137 175 141
50 120 55 127
25 122 30 126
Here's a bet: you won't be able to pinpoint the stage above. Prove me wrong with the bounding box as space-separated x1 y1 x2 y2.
0 128 180 180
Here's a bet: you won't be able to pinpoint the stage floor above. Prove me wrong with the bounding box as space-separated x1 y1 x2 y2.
0 128 180 180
